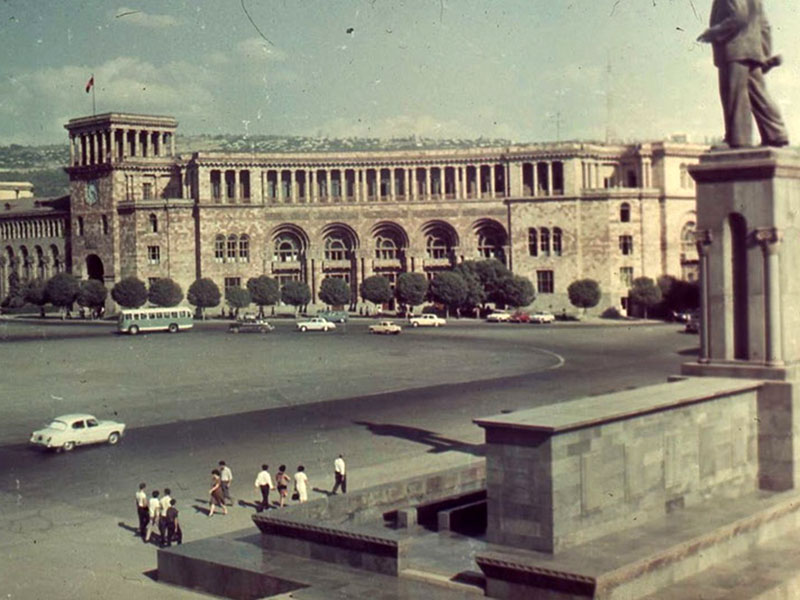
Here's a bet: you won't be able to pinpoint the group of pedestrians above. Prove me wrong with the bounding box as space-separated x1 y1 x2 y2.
251 455 347 512
135 482 182 547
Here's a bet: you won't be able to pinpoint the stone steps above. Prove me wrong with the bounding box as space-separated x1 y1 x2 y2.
400 568 485 596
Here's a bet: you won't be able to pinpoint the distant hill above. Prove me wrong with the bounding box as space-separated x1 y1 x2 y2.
0 133 515 197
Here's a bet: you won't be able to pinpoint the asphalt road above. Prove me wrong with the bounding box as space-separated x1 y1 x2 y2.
0 317 698 599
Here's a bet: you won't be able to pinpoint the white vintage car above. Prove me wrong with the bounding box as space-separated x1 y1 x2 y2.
296 317 336 332
369 321 402 335
408 314 447 327
30 413 126 452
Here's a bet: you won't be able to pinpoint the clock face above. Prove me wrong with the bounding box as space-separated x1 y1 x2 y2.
85 180 98 206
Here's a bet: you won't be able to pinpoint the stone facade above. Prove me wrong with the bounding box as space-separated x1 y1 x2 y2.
3 112 706 312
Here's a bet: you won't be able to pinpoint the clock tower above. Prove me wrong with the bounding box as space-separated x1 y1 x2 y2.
64 113 179 296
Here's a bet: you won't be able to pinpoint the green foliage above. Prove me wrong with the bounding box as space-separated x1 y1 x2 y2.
247 275 280 310
455 259 509 304
225 286 252 313
77 279 108 310
394 272 428 310
629 276 662 317
319 277 351 307
111 277 148 309
148 278 184 307
567 279 602 310
497 275 535 308
658 275 699 314
360 275 393 305
429 271 468 315
281 280 311 310
187 278 222 318
23 278 48 307
44 272 80 309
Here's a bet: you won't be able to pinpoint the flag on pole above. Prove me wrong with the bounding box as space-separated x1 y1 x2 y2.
85 76 94 93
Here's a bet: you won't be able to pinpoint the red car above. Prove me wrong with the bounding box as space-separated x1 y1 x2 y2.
510 311 530 323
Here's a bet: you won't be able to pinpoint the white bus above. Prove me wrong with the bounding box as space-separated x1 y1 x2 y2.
117 307 194 335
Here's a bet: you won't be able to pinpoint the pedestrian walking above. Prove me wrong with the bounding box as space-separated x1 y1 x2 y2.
331 454 347 494
208 469 227 516
254 464 274 512
135 482 148 539
164 499 182 547
145 490 161 544
158 488 172 546
294 465 309 503
276 465 291 508
219 460 233 505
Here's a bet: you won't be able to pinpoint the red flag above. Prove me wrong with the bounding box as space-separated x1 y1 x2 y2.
85 76 94 93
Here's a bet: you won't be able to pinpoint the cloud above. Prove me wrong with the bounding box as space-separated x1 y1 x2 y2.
113 7 178 29
235 38 286 63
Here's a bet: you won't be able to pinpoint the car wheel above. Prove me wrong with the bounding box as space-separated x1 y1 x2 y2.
62 441 75 452
434 322 440 327
300 326 307 332
412 322 419 328
107 432 120 445
129 325 139 335
168 323 179 333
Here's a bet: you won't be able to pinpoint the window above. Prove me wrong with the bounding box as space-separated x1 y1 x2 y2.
426 235 448 259
72 421 85 430
375 236 398 259
227 234 237 260
225 170 235 200
224 277 241 290
537 270 554 294
552 228 562 256
147 245 160 265
211 170 221 201
102 215 109 235
275 234 300 262
149 213 158 233
619 235 633 255
528 228 538 257
142 183 153 200
620 203 631 222
238 234 249 263
77 217 84 237
325 237 347 261
87 419 98 428
620 267 634 288
539 227 550 257
214 234 225 263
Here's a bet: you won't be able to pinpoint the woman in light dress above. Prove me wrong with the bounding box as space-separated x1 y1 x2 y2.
293 465 309 503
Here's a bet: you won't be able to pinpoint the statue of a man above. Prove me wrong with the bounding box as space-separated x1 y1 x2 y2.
697 0 788 148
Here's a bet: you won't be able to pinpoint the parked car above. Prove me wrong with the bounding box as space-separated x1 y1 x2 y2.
296 317 336 332
408 314 447 327
229 315 274 334
317 310 349 323
510 311 531 323
369 321 402 335
685 311 701 333
530 311 556 324
30 413 126 452
486 311 512 323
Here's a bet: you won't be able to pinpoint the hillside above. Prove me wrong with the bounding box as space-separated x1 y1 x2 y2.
0 133 514 197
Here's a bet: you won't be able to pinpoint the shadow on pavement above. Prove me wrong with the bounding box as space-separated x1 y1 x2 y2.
353 421 484 457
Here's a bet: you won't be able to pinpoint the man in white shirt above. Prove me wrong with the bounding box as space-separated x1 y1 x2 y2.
219 461 233 506
145 490 161 544
135 483 148 540
332 454 347 494
254 464 274 511
158 488 173 546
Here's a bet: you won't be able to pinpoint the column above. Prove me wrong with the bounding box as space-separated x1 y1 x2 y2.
309 170 316 203
131 129 138 157
291 170 299 203
755 228 784 365
424 168 431 200
456 166 464 200
277 170 285 203
410 169 417 200
547 162 554 196
695 230 713 363
489 165 496 199
390 168 396 201
170 133 176 157
69 135 75 166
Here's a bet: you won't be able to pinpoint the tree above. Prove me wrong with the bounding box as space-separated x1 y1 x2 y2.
45 272 80 315
111 277 148 309
395 272 428 314
629 276 662 318
456 259 509 305
77 279 108 316
281 280 311 313
148 278 184 307
319 277 351 307
658 275 699 316
429 271 468 317
360 275 393 307
247 275 280 316
225 286 251 317
23 278 48 317
453 265 486 315
187 278 221 319
567 279 602 313
496 275 535 308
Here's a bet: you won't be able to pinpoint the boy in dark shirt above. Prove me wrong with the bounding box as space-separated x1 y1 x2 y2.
164 499 182 546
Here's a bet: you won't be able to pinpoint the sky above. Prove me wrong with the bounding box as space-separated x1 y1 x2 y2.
1 0 799 146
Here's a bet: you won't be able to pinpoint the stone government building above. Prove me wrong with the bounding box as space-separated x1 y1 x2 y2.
1 112 704 312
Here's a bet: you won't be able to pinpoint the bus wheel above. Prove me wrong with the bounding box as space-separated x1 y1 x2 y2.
168 323 178 333
129 325 139 335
